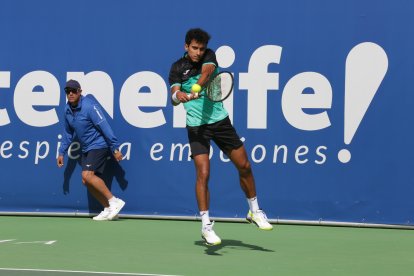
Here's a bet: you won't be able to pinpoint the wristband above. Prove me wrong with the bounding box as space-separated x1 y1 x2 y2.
172 90 180 104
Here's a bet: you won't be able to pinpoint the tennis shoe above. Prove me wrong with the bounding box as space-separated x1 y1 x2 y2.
246 209 273 230
201 222 222 246
93 208 110 221
107 198 125 220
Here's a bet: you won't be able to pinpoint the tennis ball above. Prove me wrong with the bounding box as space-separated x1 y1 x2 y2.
192 84 202 93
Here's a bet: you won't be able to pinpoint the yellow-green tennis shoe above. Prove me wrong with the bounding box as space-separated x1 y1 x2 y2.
201 222 222 246
246 209 273 230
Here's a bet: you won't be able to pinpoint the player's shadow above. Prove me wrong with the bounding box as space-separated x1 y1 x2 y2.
62 146 128 214
194 239 274 256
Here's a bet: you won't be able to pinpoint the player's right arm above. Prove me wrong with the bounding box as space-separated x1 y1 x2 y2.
169 63 192 105
170 85 191 105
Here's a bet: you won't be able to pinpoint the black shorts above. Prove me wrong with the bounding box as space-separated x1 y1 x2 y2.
81 148 111 174
186 116 243 158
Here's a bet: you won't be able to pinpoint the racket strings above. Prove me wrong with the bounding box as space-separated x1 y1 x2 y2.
207 72 233 102
209 75 223 101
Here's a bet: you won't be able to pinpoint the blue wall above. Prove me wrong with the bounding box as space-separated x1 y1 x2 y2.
0 0 413 225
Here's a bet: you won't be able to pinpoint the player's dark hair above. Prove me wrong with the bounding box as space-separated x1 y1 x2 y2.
185 28 211 45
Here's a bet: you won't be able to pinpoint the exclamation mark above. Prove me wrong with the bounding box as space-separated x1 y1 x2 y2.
338 42 388 163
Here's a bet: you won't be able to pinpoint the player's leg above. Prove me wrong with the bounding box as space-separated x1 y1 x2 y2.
193 153 210 212
211 117 256 198
227 145 256 198
227 146 273 230
188 125 221 245
213 117 273 230
194 154 221 245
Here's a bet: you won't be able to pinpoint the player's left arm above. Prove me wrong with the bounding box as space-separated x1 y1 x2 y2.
191 50 218 97
190 63 216 99
198 63 216 87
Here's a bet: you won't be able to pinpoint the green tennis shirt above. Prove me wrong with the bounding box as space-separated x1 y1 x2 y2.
168 49 228 127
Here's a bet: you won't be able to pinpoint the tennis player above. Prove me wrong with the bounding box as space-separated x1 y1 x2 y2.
57 79 125 221
168 28 273 246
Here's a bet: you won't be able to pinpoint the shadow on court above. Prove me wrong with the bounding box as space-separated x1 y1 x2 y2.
194 239 275 256
62 145 128 214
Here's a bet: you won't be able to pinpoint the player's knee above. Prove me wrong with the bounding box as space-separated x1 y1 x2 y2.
196 168 210 182
238 160 252 176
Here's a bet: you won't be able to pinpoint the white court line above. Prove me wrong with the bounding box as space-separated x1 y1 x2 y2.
0 268 183 276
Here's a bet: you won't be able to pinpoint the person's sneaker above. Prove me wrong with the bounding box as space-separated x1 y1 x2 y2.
93 208 110 221
246 209 273 230
201 222 222 246
106 198 125 220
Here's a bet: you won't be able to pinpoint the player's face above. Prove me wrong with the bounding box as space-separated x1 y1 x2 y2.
65 88 82 106
185 40 206 63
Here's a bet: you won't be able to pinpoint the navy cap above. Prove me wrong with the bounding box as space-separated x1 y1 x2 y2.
65 79 81 89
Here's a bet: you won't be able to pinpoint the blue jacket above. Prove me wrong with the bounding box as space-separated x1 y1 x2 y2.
58 95 120 156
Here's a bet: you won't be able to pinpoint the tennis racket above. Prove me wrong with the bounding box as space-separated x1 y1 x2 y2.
204 71 234 102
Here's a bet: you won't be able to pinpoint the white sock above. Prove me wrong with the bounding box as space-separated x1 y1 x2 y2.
200 210 211 227
247 197 259 213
